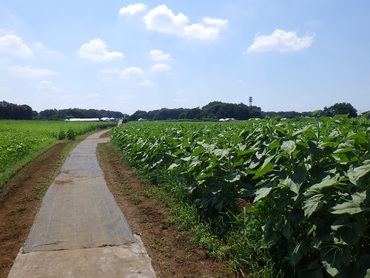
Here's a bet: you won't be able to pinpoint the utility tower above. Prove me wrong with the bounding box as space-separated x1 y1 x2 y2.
249 96 253 107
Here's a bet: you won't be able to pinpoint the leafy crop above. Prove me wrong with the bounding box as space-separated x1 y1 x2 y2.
0 120 115 188
111 116 370 277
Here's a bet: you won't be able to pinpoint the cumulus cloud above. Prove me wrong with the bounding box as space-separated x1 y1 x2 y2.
203 17 228 28
137 80 154 87
121 67 144 77
0 34 32 57
32 42 59 55
37 80 63 91
247 29 314 53
101 67 144 78
78 39 124 62
143 5 227 40
10 65 56 78
119 3 147 16
151 63 172 72
183 23 219 41
150 49 171 62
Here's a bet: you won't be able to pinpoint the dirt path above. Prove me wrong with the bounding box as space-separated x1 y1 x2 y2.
0 132 232 278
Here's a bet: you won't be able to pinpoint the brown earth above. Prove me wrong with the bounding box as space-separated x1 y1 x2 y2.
0 141 69 278
0 134 232 278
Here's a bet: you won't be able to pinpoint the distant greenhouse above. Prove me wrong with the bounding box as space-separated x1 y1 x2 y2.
64 118 117 122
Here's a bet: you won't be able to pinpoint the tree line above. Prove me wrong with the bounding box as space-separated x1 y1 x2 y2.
0 100 365 121
129 101 361 121
0 101 33 120
38 108 124 120
129 101 263 121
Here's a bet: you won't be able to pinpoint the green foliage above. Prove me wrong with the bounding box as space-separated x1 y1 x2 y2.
0 120 115 188
38 107 124 120
111 115 370 277
58 130 66 140
66 129 76 140
0 100 33 119
323 102 358 118
129 101 262 121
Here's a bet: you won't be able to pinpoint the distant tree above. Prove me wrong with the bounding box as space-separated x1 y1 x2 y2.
32 110 39 119
184 107 202 120
38 108 124 120
129 101 263 121
39 109 58 120
201 101 262 120
0 101 33 119
323 102 357 118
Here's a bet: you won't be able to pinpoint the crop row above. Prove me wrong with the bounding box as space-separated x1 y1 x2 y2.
0 120 115 186
111 115 370 277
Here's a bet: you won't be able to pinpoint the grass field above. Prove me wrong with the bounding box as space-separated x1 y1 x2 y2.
0 120 115 191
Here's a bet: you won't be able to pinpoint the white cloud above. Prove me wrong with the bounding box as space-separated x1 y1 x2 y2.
137 80 154 87
101 67 144 78
119 3 147 16
121 67 144 77
0 34 32 57
151 63 172 72
37 80 63 91
143 5 227 41
203 17 228 28
247 29 314 53
10 65 56 78
78 39 124 62
183 23 219 41
149 49 171 62
32 42 59 55
144 5 188 34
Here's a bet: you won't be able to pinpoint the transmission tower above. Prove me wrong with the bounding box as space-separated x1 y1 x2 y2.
249 96 253 107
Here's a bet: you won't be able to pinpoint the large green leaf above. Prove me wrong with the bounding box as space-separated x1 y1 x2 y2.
298 261 324 278
322 261 339 277
224 173 241 183
321 245 351 277
254 187 272 202
281 140 296 155
303 193 324 217
331 215 365 245
168 163 179 170
254 155 275 179
305 174 340 195
348 162 370 185
286 178 301 197
331 191 367 215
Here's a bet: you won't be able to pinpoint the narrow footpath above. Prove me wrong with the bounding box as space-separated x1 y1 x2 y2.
8 130 156 277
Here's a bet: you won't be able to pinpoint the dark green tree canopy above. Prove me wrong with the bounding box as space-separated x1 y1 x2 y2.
323 102 357 118
38 108 125 120
0 101 33 120
129 101 263 121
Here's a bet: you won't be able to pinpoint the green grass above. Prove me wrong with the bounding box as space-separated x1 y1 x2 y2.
0 120 115 196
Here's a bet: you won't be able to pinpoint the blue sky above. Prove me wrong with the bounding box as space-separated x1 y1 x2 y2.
1 1 369 115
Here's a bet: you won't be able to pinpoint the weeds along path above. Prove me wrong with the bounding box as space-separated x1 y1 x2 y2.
8 130 155 277
0 142 68 278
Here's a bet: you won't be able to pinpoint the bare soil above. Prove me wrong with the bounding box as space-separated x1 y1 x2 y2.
0 142 69 278
0 135 232 277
